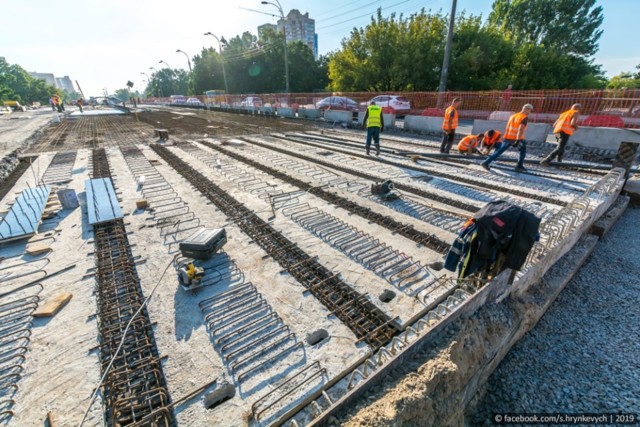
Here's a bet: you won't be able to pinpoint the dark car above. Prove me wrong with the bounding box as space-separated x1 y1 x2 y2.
315 96 359 111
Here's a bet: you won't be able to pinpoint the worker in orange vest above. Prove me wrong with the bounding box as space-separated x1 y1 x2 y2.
440 98 461 153
481 104 533 173
540 103 581 167
479 129 502 155
457 133 484 155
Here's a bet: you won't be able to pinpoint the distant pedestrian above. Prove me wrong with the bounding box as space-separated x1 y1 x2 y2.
49 97 55 111
457 133 484 155
540 103 581 166
53 95 62 113
500 84 513 110
440 98 460 153
481 104 533 173
363 101 384 156
479 129 502 155
76 98 84 114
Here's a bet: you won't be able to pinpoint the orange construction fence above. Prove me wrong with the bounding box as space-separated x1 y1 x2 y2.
147 89 640 129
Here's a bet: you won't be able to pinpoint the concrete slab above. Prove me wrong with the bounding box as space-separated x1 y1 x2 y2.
570 127 640 151
277 107 295 118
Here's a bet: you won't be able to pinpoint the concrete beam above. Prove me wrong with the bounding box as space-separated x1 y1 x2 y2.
324 110 353 124
404 115 442 133
299 109 321 119
277 107 295 118
571 127 640 151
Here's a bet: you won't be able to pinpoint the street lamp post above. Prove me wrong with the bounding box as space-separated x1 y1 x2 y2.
148 67 164 98
261 0 289 93
204 32 229 94
176 49 192 72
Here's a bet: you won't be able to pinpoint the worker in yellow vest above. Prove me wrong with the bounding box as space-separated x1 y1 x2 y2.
440 98 461 153
540 103 581 167
457 133 484 155
481 104 533 173
363 101 384 156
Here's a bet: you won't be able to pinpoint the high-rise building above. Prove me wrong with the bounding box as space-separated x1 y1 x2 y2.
259 9 318 58
57 76 76 93
30 73 76 92
29 72 57 87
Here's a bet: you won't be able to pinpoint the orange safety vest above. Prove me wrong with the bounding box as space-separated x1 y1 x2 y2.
553 109 578 135
483 130 502 146
504 112 528 140
442 106 458 131
457 135 479 152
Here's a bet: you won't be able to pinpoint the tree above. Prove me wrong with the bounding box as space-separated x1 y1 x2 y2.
0 57 59 104
328 9 448 92
448 14 514 90
146 68 189 97
607 65 640 89
488 0 603 57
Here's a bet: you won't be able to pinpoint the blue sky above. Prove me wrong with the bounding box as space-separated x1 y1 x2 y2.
0 0 636 96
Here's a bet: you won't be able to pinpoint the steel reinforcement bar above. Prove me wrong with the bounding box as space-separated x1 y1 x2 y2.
150 144 397 349
241 136 482 213
90 148 173 426
274 133 567 207
196 141 451 254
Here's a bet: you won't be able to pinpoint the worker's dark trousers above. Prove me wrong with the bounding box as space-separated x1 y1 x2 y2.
366 127 381 153
544 132 570 162
440 130 455 153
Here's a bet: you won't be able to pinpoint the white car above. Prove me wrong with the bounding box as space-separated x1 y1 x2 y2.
185 98 203 106
361 95 411 115
240 97 263 107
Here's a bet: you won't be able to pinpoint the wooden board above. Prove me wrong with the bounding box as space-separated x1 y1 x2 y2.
26 243 51 256
34 293 72 318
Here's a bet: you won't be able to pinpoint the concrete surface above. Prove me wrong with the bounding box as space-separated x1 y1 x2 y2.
403 115 442 133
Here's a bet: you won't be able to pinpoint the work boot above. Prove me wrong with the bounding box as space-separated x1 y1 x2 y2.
540 159 550 167
481 162 490 171
375 149 380 156
366 149 370 156
515 166 527 173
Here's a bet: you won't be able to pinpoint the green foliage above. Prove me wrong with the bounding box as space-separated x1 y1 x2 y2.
488 0 603 57
607 65 640 89
0 58 59 104
191 28 327 95
329 9 447 91
328 2 606 91
146 68 189 97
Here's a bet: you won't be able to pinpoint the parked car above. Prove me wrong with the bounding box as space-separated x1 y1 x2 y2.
240 96 263 107
361 95 411 115
315 96 358 111
185 98 203 106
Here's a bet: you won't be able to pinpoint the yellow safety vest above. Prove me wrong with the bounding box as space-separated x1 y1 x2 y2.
553 109 578 135
367 105 383 128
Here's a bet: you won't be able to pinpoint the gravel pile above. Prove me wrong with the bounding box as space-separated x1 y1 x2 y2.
472 207 640 424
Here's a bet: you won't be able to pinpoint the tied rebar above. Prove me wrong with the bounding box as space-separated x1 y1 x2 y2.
151 144 398 349
90 148 173 426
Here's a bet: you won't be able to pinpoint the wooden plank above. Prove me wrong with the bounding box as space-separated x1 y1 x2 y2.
26 243 51 256
34 293 72 318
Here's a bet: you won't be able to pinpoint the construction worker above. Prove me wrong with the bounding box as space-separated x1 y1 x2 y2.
76 98 84 114
457 133 484 155
363 101 384 156
481 104 533 173
479 129 502 155
440 98 460 153
540 103 581 166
